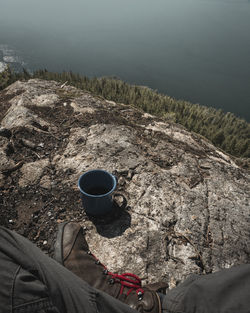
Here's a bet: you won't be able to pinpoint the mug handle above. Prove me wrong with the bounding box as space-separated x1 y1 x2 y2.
113 193 127 209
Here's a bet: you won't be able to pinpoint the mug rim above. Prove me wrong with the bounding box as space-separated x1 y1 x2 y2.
78 169 117 198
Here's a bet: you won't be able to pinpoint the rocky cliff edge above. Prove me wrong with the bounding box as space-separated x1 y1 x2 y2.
0 79 249 288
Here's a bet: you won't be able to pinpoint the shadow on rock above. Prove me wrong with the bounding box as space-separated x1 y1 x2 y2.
86 193 131 238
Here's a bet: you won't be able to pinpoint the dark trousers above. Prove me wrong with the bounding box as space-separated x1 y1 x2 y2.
0 226 249 313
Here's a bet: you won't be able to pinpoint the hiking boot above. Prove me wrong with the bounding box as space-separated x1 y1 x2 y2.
53 222 167 313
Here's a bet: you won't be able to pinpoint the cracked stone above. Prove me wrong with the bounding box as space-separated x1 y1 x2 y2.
0 79 249 288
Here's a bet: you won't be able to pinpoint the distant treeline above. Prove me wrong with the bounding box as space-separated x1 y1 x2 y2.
1 67 249 159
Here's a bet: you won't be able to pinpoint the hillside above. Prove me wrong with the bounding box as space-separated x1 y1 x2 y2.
1 67 249 161
0 79 249 287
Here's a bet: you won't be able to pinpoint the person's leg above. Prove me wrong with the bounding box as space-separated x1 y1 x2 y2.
0 226 138 313
52 221 250 313
3 225 249 313
161 264 250 313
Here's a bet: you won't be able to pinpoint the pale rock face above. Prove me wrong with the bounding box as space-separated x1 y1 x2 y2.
19 159 50 187
40 175 52 189
32 94 59 107
2 105 51 131
70 101 96 114
0 79 249 288
54 124 143 178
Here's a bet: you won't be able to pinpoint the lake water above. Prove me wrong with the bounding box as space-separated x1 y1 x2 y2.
0 0 250 121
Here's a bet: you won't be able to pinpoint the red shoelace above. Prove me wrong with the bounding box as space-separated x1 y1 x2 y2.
108 272 144 297
90 251 144 298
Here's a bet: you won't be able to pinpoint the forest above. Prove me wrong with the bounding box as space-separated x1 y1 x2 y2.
0 67 249 160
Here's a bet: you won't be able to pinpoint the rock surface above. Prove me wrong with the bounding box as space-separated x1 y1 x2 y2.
0 79 249 288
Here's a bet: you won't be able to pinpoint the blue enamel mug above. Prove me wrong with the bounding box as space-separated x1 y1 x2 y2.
78 169 117 216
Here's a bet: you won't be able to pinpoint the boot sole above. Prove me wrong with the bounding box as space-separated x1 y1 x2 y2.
53 221 70 265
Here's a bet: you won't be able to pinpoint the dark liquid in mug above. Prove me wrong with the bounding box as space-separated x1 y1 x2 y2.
85 186 110 195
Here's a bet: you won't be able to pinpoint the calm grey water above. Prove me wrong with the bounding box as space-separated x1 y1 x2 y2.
0 0 250 121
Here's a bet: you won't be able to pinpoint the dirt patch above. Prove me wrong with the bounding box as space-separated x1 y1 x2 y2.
0 95 88 252
1 162 87 253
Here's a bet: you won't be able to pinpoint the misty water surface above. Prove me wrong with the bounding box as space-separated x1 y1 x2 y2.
0 0 249 120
